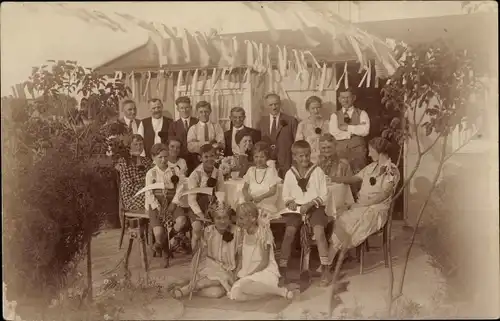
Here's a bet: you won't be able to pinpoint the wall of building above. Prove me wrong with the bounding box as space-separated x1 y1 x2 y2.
357 0 463 22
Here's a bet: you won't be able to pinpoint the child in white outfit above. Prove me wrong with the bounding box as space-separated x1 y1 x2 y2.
229 202 294 301
241 142 282 221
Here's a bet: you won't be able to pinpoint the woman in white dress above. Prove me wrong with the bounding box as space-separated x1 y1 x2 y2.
325 137 400 277
241 142 282 221
295 96 329 164
229 202 294 301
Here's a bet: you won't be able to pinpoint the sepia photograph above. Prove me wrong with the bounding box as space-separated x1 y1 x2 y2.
2 1 498 320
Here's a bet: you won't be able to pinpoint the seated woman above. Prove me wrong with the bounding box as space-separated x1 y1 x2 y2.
115 134 153 212
241 142 281 221
233 128 255 177
325 137 400 284
171 198 242 299
317 134 353 180
229 202 294 301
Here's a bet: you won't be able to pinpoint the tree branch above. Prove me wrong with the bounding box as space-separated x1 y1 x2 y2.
443 129 479 163
395 135 448 297
421 132 443 155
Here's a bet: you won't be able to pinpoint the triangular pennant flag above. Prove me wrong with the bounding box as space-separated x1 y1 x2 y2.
191 69 199 96
194 31 212 67
199 70 208 93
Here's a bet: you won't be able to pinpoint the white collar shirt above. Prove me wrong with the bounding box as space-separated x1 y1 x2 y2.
232 125 244 155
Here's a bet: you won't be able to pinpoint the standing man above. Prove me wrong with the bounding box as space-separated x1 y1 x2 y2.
118 99 141 134
186 100 225 155
138 98 173 158
224 107 261 156
258 93 298 178
168 96 199 174
328 87 370 174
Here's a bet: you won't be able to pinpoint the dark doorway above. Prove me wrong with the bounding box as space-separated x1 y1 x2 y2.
335 61 404 220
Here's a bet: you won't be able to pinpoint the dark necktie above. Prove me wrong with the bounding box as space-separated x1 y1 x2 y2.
204 123 209 142
128 120 133 131
270 116 277 139
184 119 189 131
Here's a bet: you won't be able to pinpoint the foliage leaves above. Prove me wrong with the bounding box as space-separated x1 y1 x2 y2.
381 39 484 142
2 60 132 306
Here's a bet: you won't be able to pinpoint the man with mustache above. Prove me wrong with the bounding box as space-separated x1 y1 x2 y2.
328 87 370 174
258 93 298 178
118 99 141 135
138 98 173 158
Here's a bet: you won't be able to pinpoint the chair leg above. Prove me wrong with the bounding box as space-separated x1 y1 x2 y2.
364 239 370 252
119 218 126 250
123 236 134 279
140 235 149 272
359 244 364 275
383 226 389 268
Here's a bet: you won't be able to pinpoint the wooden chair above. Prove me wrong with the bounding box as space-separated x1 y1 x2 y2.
356 222 389 274
116 175 150 275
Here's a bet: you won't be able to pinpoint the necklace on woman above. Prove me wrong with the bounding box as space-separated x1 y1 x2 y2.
254 167 268 184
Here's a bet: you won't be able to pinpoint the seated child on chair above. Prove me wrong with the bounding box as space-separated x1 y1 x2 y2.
171 200 242 299
161 137 191 253
241 142 281 221
229 202 294 301
279 140 331 286
145 143 189 267
187 143 225 252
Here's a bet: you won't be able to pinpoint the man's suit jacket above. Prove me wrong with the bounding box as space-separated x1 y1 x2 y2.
223 126 262 156
167 117 199 174
118 117 141 135
258 113 298 178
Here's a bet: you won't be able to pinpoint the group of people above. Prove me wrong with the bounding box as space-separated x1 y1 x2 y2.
113 87 400 301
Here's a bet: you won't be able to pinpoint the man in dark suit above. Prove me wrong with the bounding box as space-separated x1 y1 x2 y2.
224 107 261 156
167 96 199 174
117 99 141 135
138 98 173 158
258 93 298 178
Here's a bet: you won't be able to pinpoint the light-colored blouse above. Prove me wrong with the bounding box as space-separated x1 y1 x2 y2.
295 118 329 164
355 160 400 208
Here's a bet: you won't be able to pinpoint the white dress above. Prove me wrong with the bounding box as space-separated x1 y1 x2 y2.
229 225 280 298
331 160 400 248
240 166 282 221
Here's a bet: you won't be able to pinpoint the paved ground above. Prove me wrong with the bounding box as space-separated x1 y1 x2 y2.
85 222 445 319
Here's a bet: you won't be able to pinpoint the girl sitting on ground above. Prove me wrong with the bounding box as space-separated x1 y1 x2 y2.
228 202 295 301
171 198 242 299
241 142 282 221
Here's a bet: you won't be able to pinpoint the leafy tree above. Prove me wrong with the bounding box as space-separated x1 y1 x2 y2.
379 40 485 315
2 60 131 314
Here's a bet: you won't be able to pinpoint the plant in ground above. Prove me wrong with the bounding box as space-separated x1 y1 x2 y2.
378 39 487 316
2 60 132 315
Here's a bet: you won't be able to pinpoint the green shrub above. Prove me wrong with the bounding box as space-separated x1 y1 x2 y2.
3 143 109 305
